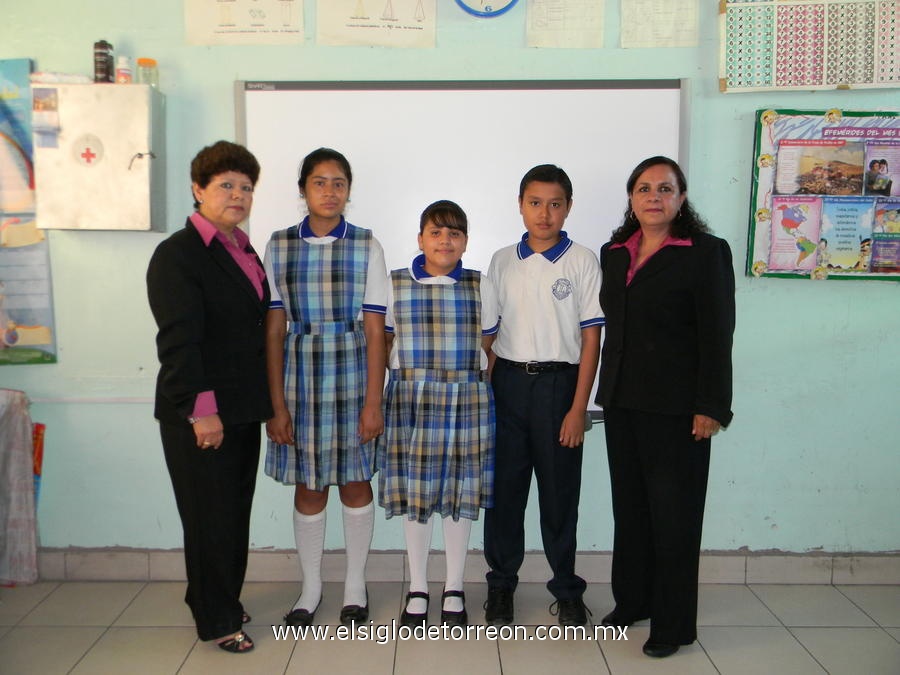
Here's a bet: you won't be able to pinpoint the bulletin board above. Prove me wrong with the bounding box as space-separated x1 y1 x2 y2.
747 108 900 281
719 0 899 93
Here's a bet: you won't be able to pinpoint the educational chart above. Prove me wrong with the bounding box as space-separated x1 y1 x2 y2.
720 0 899 92
748 108 900 281
526 0 605 49
317 0 435 48
0 59 56 364
621 0 698 48
185 0 304 46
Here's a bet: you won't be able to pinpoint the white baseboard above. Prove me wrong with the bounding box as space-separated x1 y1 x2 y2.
35 549 900 585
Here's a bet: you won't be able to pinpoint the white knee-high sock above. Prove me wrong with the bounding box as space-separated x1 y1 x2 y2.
403 516 434 614
342 501 374 607
442 516 472 613
293 508 326 612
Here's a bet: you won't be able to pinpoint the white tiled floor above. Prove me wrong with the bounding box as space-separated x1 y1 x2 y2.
1 581 898 674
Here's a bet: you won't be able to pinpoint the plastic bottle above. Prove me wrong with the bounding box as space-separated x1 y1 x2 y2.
135 58 159 88
115 56 132 84
93 40 114 83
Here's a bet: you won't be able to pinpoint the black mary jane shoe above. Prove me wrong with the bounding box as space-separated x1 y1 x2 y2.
284 600 320 627
340 589 369 625
642 639 680 658
400 591 429 627
440 589 468 627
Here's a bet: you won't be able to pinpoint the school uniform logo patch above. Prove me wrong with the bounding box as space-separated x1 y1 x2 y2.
552 278 573 300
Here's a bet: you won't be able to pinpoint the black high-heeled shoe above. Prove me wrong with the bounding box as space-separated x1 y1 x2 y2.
400 591 429 627
440 589 467 627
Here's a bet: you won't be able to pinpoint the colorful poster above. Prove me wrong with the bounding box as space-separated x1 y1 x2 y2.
774 139 865 196
863 141 900 197
0 58 56 365
819 196 875 272
768 196 822 271
870 233 900 274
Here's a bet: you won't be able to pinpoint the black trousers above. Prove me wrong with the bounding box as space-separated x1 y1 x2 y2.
484 358 586 600
160 421 260 641
603 406 711 645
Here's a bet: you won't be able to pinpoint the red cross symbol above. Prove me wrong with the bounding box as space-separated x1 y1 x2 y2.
81 147 97 163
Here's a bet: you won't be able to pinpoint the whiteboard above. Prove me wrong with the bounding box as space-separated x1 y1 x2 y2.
239 81 682 414
237 80 682 275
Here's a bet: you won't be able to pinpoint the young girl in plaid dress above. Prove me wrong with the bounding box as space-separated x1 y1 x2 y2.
378 200 498 627
263 148 387 627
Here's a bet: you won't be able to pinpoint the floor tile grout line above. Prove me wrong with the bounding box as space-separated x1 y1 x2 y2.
173 635 198 675
109 580 149 628
747 582 834 674
13 580 61 626
746 583 785 627
783 625 831 674
64 623 113 675
833 583 894 633
67 580 148 675
694 636 723 675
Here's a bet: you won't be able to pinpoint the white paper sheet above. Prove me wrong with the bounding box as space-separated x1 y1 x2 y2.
621 0 698 49
185 0 304 46
527 0 604 49
317 0 436 48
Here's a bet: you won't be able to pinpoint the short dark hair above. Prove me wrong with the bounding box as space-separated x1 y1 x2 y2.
298 147 353 192
611 155 710 243
190 141 260 208
519 164 573 202
419 200 468 235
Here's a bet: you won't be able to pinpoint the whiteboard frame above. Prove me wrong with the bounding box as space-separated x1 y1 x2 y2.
237 80 684 412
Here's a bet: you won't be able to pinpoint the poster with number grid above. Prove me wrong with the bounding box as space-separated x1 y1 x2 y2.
720 0 899 92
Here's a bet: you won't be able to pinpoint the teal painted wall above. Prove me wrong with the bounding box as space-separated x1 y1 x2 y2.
2 1 898 553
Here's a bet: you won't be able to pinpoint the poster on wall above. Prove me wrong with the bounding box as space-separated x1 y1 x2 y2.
747 108 900 281
0 58 57 364
719 0 899 93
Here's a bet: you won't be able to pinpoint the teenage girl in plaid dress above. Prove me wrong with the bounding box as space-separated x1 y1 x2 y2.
263 148 387 627
378 200 498 627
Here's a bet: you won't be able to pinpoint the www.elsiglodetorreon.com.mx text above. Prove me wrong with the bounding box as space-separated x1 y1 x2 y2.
272 621 629 644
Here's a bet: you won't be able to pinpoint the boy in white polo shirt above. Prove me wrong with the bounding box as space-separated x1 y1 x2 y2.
483 164 603 627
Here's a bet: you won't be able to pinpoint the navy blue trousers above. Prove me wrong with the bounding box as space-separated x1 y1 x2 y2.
484 358 586 601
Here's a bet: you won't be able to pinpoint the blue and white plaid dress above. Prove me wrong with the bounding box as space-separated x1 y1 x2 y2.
378 267 495 523
264 220 376 489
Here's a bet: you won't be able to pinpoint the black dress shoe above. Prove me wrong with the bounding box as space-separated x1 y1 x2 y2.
642 640 679 658
551 597 590 626
600 609 648 627
400 591 429 627
340 591 369 626
440 589 468 627
483 587 514 625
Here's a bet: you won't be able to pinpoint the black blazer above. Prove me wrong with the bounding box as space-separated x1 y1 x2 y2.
147 219 273 425
595 232 735 426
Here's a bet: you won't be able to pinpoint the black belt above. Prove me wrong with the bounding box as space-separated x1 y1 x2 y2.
498 357 576 375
